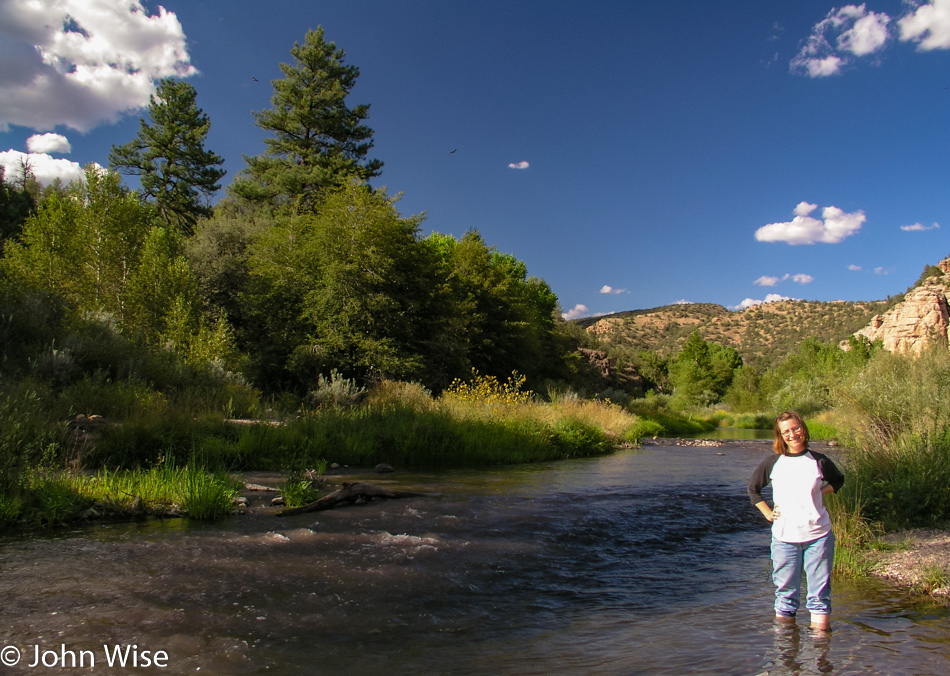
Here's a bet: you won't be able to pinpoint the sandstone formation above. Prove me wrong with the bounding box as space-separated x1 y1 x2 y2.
847 257 950 356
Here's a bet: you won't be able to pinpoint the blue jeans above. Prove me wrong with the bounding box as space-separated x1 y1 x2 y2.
770 531 835 617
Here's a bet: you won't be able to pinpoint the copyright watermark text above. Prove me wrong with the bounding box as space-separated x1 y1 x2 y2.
1 644 169 669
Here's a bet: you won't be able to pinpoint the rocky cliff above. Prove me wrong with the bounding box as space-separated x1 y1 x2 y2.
849 257 950 356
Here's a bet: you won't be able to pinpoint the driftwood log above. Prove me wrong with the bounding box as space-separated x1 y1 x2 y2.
276 481 427 517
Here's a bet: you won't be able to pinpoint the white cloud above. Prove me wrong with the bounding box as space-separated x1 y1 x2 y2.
507 161 530 170
0 149 86 186
839 8 891 55
848 264 862 271
900 221 940 231
561 304 589 320
874 266 891 275
899 0 950 50
26 133 71 154
731 293 793 311
672 299 694 305
599 285 628 294
755 201 865 245
755 272 813 288
791 4 892 77
0 0 194 133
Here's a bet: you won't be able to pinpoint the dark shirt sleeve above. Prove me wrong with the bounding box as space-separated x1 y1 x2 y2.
812 451 845 493
747 454 778 505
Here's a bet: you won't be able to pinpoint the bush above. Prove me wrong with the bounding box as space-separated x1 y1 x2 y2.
306 369 367 408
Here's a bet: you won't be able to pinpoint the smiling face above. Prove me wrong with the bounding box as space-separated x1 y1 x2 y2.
778 418 807 454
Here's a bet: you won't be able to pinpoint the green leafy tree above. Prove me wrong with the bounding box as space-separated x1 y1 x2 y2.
109 79 225 234
669 331 742 407
2 166 236 367
1 166 153 319
422 230 563 388
243 183 430 391
230 27 383 212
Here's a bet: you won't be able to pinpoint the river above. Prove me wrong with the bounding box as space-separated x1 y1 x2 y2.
1 441 948 675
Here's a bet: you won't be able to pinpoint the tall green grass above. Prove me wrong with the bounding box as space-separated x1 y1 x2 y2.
833 345 950 532
5 465 241 528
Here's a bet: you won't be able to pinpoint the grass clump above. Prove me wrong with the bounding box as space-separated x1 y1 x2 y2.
3 465 241 529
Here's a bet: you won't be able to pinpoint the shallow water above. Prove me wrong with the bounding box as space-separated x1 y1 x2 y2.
1 442 948 675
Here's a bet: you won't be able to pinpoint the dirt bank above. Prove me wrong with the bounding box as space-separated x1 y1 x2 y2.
871 528 950 598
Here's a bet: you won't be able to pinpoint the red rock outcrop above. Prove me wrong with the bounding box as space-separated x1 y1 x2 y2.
848 257 950 356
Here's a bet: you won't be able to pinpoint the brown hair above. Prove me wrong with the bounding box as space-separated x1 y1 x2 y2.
773 410 810 455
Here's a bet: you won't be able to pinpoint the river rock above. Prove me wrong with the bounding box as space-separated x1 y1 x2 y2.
375 463 395 473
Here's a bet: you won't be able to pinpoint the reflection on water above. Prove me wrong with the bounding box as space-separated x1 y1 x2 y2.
1 442 948 675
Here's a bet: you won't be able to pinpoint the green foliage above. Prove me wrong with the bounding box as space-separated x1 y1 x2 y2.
176 466 240 520
422 230 564 389
1 167 153 317
0 383 64 494
758 336 875 416
668 331 741 408
2 167 239 369
230 27 382 211
280 466 325 508
244 183 434 389
833 345 950 530
722 364 764 412
109 78 225 234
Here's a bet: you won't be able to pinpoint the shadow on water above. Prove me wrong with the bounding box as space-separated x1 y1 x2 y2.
1 442 947 675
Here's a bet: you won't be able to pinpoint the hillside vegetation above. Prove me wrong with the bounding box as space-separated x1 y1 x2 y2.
577 298 895 368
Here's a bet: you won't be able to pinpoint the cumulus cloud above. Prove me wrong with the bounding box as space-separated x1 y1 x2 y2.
899 0 950 50
789 273 814 284
26 133 71 154
507 161 530 170
0 149 86 187
900 221 940 231
0 0 194 133
754 276 781 287
848 264 862 271
755 201 865 245
731 293 794 311
599 285 628 295
792 2 950 76
791 4 892 77
561 304 589 320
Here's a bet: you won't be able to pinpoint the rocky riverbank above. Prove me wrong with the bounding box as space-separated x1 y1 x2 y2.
870 528 950 598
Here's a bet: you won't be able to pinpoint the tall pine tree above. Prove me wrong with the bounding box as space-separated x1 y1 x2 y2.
109 79 225 235
230 27 382 212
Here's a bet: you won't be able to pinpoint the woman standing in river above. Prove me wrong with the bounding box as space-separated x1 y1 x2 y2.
747 411 845 631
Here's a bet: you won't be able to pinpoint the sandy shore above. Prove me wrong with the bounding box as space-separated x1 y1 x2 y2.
870 528 950 598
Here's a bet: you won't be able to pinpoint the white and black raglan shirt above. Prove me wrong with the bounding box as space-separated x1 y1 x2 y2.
747 449 845 543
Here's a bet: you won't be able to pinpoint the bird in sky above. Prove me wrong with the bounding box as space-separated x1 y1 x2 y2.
251 76 259 82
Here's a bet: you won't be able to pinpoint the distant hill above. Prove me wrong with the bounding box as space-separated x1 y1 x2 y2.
574 298 895 368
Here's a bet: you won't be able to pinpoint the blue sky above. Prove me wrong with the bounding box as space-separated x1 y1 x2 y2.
1 0 948 319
